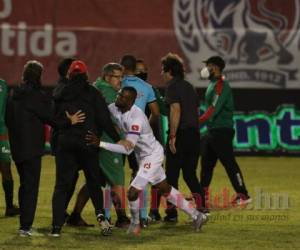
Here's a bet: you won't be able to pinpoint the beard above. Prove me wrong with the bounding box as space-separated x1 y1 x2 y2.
208 73 216 81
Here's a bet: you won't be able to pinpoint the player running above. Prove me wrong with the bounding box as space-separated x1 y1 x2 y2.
86 87 207 235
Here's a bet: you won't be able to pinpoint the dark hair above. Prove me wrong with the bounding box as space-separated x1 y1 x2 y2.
58 58 76 78
161 53 184 79
122 86 137 102
102 63 123 77
120 55 136 72
203 56 225 72
22 60 43 87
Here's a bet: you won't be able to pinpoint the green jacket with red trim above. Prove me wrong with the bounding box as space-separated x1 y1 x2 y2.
199 77 234 129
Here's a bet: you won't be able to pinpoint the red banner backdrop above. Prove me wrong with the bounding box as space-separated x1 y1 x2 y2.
1 0 300 88
0 0 181 86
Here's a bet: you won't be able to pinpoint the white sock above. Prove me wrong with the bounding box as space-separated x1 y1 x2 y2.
167 187 199 220
129 198 140 225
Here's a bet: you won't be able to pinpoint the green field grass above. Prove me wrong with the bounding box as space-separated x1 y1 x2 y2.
0 156 299 250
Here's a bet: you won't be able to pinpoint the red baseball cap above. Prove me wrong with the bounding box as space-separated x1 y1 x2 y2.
67 60 88 76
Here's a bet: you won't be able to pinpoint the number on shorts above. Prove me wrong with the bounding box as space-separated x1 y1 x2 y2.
144 163 151 169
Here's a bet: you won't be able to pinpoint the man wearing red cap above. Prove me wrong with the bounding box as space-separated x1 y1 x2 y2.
50 60 127 237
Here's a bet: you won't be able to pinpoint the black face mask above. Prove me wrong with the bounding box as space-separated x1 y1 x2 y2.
135 72 148 81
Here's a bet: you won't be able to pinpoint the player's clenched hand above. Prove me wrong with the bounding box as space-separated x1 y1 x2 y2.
118 139 134 151
66 110 86 125
85 130 100 146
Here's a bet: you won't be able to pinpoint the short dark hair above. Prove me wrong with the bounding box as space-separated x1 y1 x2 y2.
120 55 137 72
102 63 123 77
23 60 43 87
58 58 76 78
203 56 226 71
161 53 184 78
122 86 137 102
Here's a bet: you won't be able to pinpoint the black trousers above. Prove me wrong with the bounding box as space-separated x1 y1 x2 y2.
52 137 104 228
16 156 42 231
165 129 205 216
200 128 248 196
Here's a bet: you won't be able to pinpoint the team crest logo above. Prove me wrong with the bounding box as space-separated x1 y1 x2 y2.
173 0 300 88
131 125 139 131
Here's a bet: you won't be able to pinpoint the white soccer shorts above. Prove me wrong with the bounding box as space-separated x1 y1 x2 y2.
130 152 166 190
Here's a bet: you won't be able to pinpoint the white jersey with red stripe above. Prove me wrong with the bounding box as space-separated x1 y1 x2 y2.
108 103 163 161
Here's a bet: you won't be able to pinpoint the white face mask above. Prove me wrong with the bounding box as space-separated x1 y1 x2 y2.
200 67 210 79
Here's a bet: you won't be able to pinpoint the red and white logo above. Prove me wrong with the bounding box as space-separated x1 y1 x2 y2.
174 0 300 88
131 125 139 131
143 163 151 169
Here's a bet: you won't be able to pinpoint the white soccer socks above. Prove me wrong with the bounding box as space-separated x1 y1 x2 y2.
129 198 140 224
167 187 198 220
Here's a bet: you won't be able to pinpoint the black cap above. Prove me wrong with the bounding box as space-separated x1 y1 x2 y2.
203 56 225 71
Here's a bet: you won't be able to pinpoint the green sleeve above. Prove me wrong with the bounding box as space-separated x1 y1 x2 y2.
154 88 168 116
211 83 230 118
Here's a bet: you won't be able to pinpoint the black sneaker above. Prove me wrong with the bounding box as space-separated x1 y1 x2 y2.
163 215 178 223
5 205 20 217
48 226 61 237
148 210 162 222
97 214 112 236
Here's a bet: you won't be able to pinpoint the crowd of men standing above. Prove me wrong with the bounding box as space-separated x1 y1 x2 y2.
0 53 251 237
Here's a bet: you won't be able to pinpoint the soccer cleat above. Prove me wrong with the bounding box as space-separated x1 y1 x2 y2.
48 226 61 237
5 205 20 217
126 223 141 236
231 195 252 207
148 210 162 222
202 213 209 225
193 213 206 232
194 209 209 225
97 214 112 236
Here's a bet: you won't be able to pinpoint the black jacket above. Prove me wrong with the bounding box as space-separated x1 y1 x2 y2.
52 77 120 147
6 83 70 163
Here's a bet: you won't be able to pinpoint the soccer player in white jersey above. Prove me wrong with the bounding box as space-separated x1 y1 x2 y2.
86 87 207 235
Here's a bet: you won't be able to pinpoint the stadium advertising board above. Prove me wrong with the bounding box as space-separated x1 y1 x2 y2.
161 105 300 155
1 0 300 88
